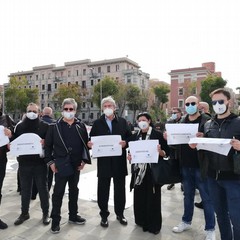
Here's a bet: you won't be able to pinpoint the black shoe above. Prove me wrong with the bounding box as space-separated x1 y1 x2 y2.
0 219 8 229
14 213 30 225
100 218 109 228
42 214 51 225
116 216 128 225
51 222 60 234
69 215 86 225
167 184 175 190
195 201 203 209
31 195 37 200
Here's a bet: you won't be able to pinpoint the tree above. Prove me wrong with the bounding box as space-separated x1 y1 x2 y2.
152 84 170 110
200 75 227 109
92 76 119 108
52 83 82 111
5 76 39 120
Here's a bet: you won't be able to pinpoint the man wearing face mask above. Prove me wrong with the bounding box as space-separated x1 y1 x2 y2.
172 96 216 240
197 88 240 240
166 107 182 190
12 103 50 226
88 96 132 228
45 98 91 234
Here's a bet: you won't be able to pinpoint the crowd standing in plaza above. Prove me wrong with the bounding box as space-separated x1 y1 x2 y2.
0 89 239 240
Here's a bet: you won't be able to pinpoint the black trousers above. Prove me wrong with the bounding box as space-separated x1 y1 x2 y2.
0 156 7 205
19 164 49 215
51 170 80 223
97 176 126 219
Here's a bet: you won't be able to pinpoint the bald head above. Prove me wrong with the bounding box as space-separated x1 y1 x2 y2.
42 107 53 116
199 102 210 114
185 96 199 104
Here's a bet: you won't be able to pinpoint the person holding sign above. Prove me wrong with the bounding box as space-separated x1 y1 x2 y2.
88 96 132 228
127 112 169 235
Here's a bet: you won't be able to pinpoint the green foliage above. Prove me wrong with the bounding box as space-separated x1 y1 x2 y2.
200 75 227 109
5 76 39 116
52 84 82 110
152 84 170 110
92 76 119 108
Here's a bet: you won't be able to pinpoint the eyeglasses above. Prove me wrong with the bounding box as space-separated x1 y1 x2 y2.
185 102 196 107
27 110 37 114
63 108 74 111
212 99 224 105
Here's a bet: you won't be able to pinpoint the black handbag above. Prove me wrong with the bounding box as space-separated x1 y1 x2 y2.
55 155 74 177
151 157 182 185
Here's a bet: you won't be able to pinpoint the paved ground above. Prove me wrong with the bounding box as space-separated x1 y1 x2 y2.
0 154 220 240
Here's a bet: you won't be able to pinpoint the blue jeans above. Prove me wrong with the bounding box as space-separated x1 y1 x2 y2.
181 167 215 230
208 177 240 240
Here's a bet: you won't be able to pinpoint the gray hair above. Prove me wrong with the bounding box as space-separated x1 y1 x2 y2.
61 98 78 110
101 96 116 108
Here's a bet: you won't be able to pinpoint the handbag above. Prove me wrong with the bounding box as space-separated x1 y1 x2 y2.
55 155 74 177
151 157 182 185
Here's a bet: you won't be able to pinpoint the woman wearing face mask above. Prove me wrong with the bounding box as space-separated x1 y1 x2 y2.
127 112 169 235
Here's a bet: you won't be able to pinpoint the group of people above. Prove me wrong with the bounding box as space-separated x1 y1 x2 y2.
0 89 239 240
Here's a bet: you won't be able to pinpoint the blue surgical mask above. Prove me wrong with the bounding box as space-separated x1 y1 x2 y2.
171 113 177 120
185 105 198 115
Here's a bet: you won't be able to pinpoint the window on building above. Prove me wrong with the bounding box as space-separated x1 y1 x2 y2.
178 74 184 83
41 94 44 100
75 81 78 85
30 75 32 81
68 71 71 77
61 72 63 77
82 81 86 88
107 66 110 73
91 80 94 86
127 75 131 83
55 83 57 89
90 113 94 119
42 74 44 80
76 70 79 76
36 85 38 88
178 99 184 108
82 102 86 108
178 87 184 96
90 102 93 107
98 67 101 73
116 65 119 71
82 113 85 119
41 104 44 109
83 69 86 76
36 75 38 80
191 87 197 95
68 82 71 86
48 84 51 91
42 85 45 90
48 73 51 79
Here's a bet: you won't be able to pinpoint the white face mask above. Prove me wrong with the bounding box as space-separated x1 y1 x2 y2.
62 111 75 120
138 121 149 130
104 108 114 117
213 102 227 115
26 112 38 120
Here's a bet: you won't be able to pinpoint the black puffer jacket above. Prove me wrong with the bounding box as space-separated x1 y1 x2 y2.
203 113 240 180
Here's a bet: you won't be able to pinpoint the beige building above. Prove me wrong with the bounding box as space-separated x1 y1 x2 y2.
8 57 149 122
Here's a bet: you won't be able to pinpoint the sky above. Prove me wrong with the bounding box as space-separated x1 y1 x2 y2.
1 0 240 92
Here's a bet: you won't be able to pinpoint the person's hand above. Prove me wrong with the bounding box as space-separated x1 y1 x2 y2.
87 141 93 148
163 131 167 140
78 162 85 171
50 163 57 173
231 138 240 151
189 132 203 149
196 132 204 137
40 139 45 146
157 144 166 157
120 140 126 148
127 152 132 162
4 128 12 138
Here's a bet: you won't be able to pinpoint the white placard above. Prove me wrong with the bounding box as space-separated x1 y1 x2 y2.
10 133 43 157
0 125 10 147
91 135 122 158
129 139 159 164
165 123 199 145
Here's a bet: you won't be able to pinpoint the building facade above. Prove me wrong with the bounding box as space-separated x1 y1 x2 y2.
8 57 149 122
169 62 221 112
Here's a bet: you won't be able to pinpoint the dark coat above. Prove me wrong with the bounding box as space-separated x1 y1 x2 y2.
90 114 132 178
44 117 91 166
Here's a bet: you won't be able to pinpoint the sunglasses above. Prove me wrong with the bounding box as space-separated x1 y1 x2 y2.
27 110 37 114
212 99 224 105
172 112 179 114
63 108 74 111
185 102 196 107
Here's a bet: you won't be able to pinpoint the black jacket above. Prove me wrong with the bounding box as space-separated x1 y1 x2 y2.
44 117 91 166
203 113 240 180
13 117 48 166
90 114 132 178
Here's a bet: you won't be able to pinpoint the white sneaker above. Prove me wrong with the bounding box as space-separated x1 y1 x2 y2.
205 230 216 240
172 222 191 233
